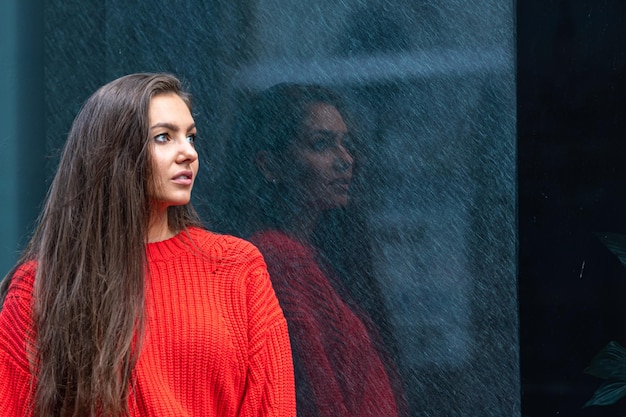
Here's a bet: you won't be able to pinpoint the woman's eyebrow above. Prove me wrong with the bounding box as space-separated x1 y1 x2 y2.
150 122 196 131
305 129 347 135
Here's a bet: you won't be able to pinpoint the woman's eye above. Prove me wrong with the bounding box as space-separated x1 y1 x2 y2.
341 134 355 154
310 137 334 151
186 134 196 145
154 133 169 143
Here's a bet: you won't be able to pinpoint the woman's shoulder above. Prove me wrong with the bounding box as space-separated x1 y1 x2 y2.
1 260 37 320
5 260 37 295
189 227 263 261
249 229 311 258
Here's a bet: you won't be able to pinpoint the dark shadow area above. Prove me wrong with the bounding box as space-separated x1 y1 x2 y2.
518 1 626 415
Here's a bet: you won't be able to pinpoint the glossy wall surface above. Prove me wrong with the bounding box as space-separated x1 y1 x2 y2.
4 1 518 415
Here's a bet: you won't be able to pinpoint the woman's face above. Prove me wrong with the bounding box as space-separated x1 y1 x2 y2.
279 102 354 211
148 93 199 209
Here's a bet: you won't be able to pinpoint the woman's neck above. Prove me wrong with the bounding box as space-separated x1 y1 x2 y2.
277 206 320 245
148 208 175 243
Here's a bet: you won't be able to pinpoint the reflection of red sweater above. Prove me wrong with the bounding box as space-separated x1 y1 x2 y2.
250 230 399 417
0 228 296 417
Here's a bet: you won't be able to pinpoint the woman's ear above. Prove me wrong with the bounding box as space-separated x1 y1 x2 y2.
254 150 280 182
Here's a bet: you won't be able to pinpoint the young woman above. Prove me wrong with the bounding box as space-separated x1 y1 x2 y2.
0 73 296 417
215 83 407 417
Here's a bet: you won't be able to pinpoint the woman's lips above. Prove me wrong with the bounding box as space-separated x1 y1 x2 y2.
330 178 351 191
171 171 193 185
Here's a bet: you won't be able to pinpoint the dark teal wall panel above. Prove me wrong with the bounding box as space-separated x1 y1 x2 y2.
0 0 20 275
0 0 45 275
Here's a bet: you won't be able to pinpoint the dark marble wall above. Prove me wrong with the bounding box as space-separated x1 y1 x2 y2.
25 0 517 415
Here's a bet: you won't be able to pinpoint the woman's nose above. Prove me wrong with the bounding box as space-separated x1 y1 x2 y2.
178 139 198 163
334 145 353 171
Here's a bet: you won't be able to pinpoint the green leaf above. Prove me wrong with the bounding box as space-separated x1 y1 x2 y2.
596 232 626 269
585 380 626 407
585 341 626 380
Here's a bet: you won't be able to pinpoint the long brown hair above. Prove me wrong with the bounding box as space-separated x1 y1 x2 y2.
0 73 202 416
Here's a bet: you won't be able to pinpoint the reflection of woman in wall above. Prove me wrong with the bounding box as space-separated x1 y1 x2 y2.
216 83 406 417
0 73 295 417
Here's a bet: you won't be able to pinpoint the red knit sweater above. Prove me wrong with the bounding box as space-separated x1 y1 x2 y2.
0 227 296 417
250 230 399 417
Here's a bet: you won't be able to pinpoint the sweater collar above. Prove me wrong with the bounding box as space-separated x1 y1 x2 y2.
146 227 201 261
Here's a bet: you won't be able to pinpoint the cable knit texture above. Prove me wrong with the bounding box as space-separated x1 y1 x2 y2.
250 229 399 417
0 227 296 417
